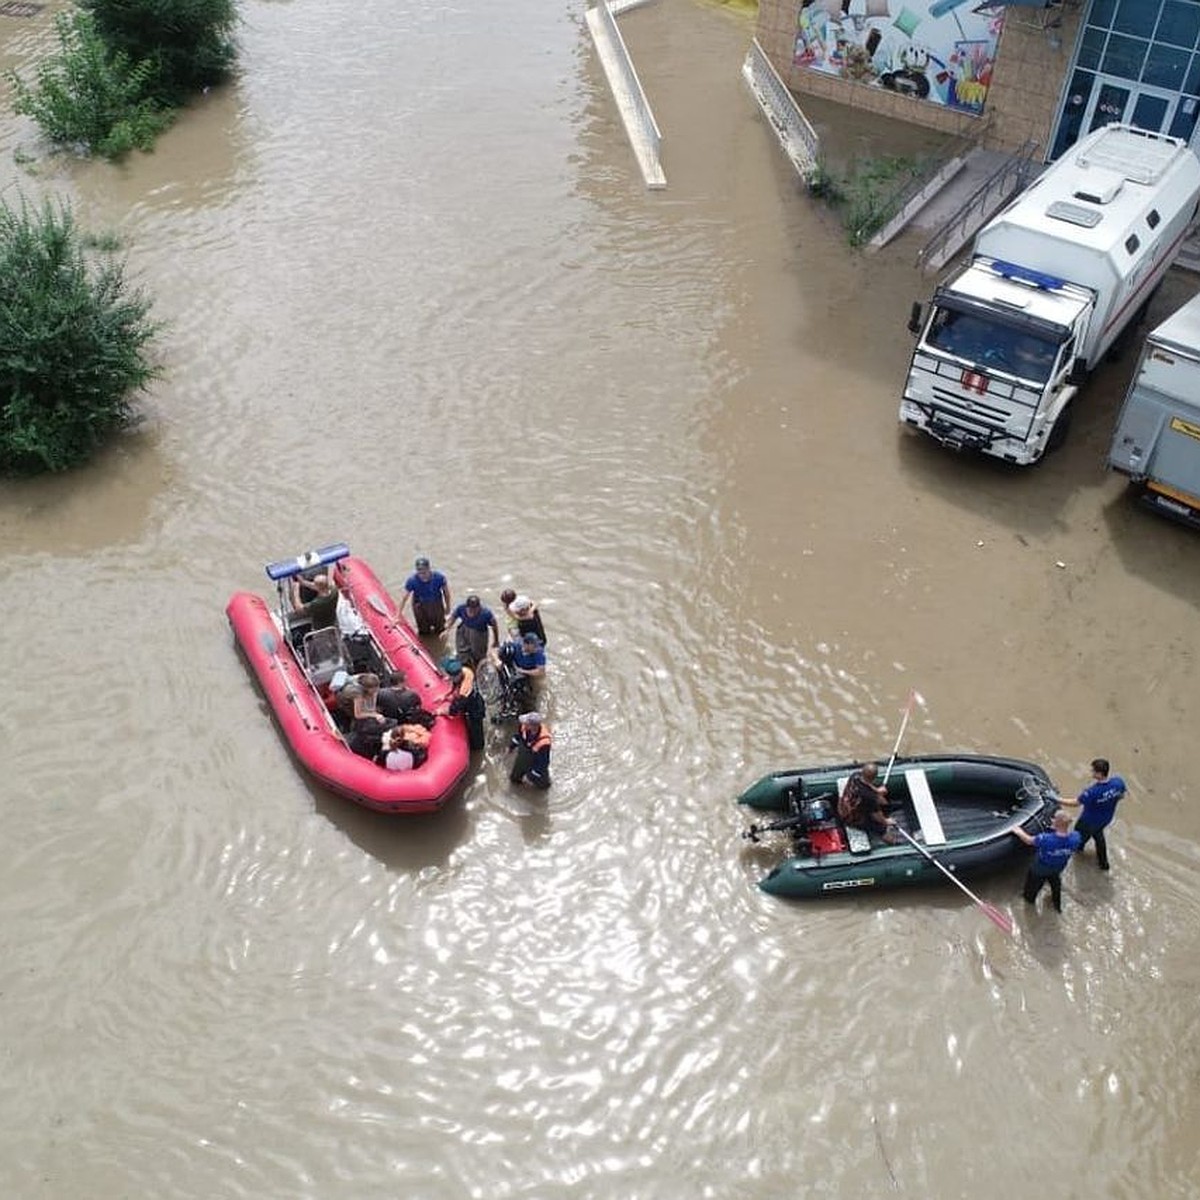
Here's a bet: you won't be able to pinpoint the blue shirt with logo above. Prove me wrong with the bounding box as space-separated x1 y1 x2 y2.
1032 830 1082 874
1077 777 1126 831
451 602 495 630
405 570 447 603
501 640 545 671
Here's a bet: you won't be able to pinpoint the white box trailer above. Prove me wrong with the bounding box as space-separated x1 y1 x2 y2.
1108 291 1200 528
900 125 1200 465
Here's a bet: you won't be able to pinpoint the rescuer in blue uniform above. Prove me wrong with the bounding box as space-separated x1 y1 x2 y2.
1013 809 1082 913
1060 757 1126 872
400 556 452 635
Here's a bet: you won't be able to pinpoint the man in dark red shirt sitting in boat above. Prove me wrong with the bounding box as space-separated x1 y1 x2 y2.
839 763 901 843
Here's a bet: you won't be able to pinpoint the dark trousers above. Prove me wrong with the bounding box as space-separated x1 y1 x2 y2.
413 597 446 635
1023 868 1064 912
1075 822 1109 869
510 746 551 789
464 712 485 752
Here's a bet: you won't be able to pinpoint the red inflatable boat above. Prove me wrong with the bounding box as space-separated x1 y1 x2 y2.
226 543 470 813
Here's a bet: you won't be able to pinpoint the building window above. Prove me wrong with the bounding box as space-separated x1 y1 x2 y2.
1052 70 1095 160
1169 95 1200 140
1114 0 1159 38
1079 27 1107 71
1102 34 1150 79
1155 0 1200 51
1089 0 1118 29
1144 43 1190 88
1184 52 1200 96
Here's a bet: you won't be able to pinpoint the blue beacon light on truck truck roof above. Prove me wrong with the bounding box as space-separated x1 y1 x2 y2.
988 260 1067 292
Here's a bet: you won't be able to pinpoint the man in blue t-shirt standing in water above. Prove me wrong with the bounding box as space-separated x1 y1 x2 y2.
1013 809 1082 913
1060 757 1126 872
400 556 452 636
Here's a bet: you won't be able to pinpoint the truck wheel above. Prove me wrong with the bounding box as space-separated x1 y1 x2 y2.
1046 403 1072 454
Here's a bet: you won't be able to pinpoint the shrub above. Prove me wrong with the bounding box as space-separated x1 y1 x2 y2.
6 10 171 159
0 199 161 474
82 0 239 105
809 153 938 247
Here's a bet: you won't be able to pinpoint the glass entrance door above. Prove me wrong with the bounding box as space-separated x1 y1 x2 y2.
1083 80 1179 136
1087 82 1131 131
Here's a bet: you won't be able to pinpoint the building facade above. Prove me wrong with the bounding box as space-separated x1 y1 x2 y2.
755 0 1200 161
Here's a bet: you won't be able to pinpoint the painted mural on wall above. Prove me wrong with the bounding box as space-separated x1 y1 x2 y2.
794 0 1004 114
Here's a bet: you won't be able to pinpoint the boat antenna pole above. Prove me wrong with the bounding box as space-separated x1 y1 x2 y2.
882 689 922 786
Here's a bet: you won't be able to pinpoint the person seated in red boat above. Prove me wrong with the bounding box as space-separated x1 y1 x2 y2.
377 669 434 728
375 724 432 771
289 571 339 631
838 763 901 843
345 672 388 727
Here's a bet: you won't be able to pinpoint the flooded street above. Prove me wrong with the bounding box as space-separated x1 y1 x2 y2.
2 0 1199 1195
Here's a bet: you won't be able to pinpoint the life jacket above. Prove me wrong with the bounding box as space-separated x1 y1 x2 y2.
525 726 552 754
398 723 432 749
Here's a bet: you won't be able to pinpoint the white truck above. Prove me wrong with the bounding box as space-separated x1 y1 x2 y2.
899 124 1200 465
1107 291 1200 529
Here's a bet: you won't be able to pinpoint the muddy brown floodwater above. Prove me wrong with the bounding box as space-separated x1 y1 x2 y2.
2 0 1198 1196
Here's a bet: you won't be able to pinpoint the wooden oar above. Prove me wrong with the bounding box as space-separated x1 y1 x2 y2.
893 825 1014 935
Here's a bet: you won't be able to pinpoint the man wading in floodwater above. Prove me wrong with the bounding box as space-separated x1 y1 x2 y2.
1059 757 1126 872
1013 809 1081 913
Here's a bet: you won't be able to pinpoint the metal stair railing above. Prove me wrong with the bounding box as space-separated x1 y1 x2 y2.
742 39 820 181
857 121 990 250
916 138 1040 274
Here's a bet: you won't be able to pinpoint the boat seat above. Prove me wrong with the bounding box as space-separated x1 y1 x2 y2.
303 626 348 688
904 767 947 846
837 777 874 855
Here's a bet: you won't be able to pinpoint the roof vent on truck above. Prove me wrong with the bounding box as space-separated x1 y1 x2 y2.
1046 200 1103 228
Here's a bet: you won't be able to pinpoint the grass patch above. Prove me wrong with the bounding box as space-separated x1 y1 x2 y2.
810 153 941 247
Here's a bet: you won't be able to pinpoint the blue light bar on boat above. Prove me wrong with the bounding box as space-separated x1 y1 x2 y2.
989 260 1066 292
265 542 351 581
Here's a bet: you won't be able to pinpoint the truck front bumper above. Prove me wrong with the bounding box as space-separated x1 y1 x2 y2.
900 397 1042 465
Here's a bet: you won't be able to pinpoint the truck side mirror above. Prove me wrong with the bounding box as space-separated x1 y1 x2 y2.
907 302 923 336
1067 358 1088 386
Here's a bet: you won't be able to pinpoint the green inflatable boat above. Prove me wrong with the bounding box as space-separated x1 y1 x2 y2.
738 753 1060 898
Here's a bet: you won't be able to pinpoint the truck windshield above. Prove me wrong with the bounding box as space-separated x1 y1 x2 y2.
925 307 1060 384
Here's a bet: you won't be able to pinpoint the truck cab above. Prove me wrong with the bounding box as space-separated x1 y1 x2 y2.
900 258 1094 463
898 124 1200 467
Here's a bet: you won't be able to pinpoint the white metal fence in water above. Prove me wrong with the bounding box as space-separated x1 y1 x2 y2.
741 40 820 182
586 0 666 190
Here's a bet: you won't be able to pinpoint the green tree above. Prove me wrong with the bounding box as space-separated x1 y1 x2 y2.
0 199 161 474
82 0 239 106
6 10 171 159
